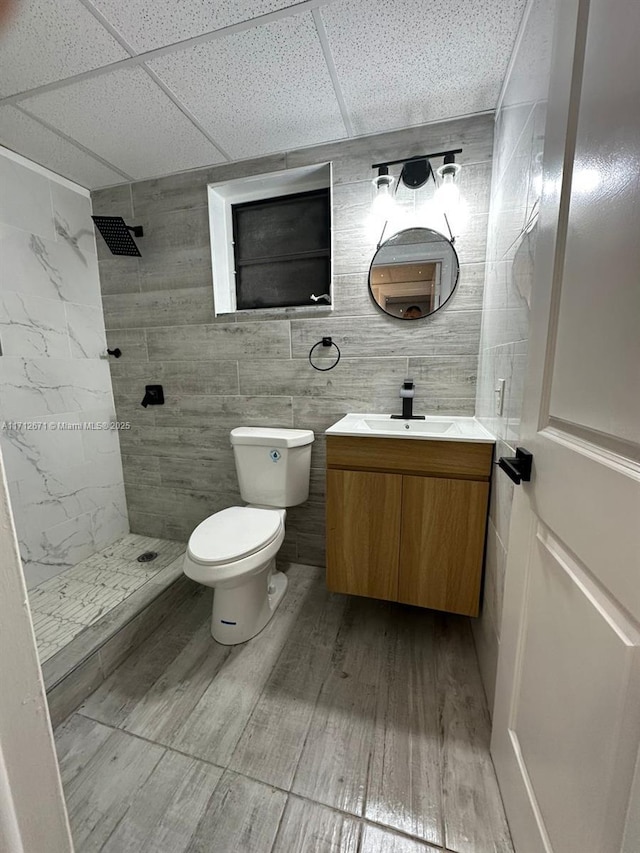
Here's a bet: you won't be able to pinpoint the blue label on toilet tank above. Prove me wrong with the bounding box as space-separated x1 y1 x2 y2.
270 449 281 462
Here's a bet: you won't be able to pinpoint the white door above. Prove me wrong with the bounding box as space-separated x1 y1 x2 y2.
491 0 640 851
0 447 73 851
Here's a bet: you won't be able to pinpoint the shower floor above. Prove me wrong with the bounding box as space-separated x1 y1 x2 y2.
29 534 185 662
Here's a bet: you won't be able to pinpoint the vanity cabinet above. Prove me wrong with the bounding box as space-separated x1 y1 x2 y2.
326 436 493 617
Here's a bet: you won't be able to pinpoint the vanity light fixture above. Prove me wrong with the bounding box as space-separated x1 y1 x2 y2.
370 148 463 241
371 149 462 191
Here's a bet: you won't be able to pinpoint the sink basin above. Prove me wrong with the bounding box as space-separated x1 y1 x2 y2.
361 417 458 435
325 413 494 443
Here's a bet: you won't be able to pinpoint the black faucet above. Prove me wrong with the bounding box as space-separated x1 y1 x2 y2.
391 379 426 420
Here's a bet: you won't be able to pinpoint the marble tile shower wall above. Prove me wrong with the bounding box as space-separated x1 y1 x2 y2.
93 114 494 565
472 0 556 706
0 150 128 588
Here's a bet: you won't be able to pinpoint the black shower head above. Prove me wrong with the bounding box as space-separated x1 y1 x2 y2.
91 215 143 256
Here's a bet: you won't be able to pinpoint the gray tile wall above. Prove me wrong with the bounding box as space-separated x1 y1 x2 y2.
472 0 556 709
92 114 494 565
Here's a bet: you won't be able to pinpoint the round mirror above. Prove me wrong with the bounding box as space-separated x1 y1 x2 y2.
368 227 460 320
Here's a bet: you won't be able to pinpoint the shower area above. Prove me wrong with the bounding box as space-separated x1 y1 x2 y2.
0 148 185 686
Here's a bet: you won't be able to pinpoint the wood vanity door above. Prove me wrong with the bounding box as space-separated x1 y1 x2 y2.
326 469 401 601
398 475 489 616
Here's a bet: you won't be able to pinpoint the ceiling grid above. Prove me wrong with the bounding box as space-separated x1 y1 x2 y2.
0 0 527 188
14 103 133 180
311 7 354 138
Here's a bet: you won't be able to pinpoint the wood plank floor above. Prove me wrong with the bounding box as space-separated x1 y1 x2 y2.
58 564 514 853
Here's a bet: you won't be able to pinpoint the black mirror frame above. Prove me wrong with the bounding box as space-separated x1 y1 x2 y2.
367 227 460 320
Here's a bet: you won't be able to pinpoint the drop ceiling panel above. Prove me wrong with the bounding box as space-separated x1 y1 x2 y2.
148 13 347 160
20 66 226 179
90 0 305 53
0 0 128 98
0 107 125 189
321 0 527 135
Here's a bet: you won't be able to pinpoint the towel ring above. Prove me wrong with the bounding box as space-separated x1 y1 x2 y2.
309 337 341 372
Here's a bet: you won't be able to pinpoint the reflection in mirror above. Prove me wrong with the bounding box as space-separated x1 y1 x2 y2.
368 227 459 319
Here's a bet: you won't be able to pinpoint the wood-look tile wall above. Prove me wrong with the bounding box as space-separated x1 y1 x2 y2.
92 114 494 564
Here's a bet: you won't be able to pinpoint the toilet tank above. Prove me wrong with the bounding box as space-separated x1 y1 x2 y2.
230 427 314 507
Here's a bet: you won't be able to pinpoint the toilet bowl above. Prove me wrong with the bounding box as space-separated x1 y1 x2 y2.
184 506 287 644
183 427 314 644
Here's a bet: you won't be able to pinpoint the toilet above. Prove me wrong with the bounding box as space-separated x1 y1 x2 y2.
183 427 314 644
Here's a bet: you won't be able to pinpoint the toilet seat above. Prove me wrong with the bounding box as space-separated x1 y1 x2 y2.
187 506 283 566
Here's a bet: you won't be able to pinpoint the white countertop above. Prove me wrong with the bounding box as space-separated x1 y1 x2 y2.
325 413 495 443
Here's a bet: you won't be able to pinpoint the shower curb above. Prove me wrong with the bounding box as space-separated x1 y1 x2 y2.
44 568 197 728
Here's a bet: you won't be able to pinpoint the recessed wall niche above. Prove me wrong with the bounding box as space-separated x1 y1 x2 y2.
208 163 332 315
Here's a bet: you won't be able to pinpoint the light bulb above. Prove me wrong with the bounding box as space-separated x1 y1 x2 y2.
435 171 461 212
371 170 396 222
371 186 396 219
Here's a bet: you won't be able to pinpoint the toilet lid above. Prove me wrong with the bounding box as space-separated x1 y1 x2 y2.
188 506 282 565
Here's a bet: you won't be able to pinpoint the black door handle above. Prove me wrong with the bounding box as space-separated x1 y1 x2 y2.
497 447 533 485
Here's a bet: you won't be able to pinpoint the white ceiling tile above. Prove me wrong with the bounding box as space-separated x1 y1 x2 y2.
91 0 304 53
19 67 226 179
321 0 527 135
0 0 128 97
0 107 125 189
148 13 347 160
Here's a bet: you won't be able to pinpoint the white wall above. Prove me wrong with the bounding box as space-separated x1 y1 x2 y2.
473 0 557 707
0 146 128 587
